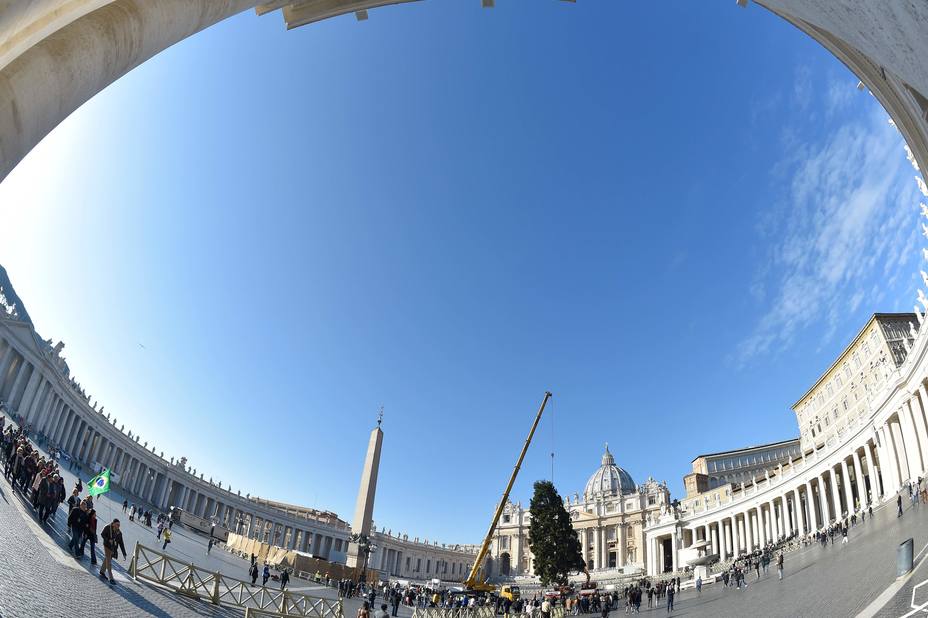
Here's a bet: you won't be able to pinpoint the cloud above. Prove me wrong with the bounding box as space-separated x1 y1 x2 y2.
735 102 920 364
825 79 853 117
793 65 813 111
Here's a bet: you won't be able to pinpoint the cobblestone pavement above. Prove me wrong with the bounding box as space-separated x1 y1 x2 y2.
620 497 928 618
0 428 410 618
6 428 928 616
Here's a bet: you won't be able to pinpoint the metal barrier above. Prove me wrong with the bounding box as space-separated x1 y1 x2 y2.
130 542 343 617
412 607 495 618
410 606 563 618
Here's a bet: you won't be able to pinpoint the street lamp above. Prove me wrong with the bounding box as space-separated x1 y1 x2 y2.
349 533 377 585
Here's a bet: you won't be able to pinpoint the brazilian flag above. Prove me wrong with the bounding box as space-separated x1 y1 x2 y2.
88 468 111 497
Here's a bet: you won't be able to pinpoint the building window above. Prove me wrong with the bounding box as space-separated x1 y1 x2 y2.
502 514 510 524
832 408 838 420
844 364 852 379
500 536 509 550
426 560 431 573
648 496 656 505
836 375 843 388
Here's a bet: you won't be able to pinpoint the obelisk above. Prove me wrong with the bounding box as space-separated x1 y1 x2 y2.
346 413 384 569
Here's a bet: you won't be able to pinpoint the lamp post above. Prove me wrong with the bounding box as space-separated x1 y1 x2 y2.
349 533 376 585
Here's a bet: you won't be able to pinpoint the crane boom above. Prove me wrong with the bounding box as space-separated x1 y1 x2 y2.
464 391 552 590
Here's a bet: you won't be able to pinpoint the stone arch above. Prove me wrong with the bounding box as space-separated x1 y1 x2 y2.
1 1 926 194
499 552 510 576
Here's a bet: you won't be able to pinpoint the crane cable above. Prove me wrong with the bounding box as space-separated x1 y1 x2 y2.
550 393 555 484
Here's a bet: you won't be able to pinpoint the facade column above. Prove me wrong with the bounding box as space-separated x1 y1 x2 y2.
841 458 854 514
779 495 789 537
732 515 741 557
618 524 627 567
829 468 842 520
718 520 727 559
852 449 867 508
24 379 45 422
768 501 776 540
670 530 678 573
793 487 805 535
31 381 51 424
17 366 41 415
891 418 911 485
908 396 928 473
806 480 818 530
8 360 31 409
0 344 16 391
592 527 600 570
899 404 924 478
37 391 55 431
866 440 883 498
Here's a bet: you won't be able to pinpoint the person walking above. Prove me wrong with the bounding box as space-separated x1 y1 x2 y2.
375 604 390 618
841 525 849 545
250 562 259 585
280 569 290 590
208 538 214 554
161 527 172 551
695 577 702 597
67 501 88 557
777 551 784 580
263 563 270 586
898 494 904 517
666 586 674 613
82 508 98 566
99 519 127 584
156 520 164 539
122 499 128 513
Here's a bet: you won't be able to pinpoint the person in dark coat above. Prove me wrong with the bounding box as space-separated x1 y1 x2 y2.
99 519 127 584
67 501 88 556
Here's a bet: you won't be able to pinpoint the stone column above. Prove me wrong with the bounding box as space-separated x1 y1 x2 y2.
806 480 818 530
865 440 882 498
899 404 924 478
841 459 854 514
732 515 741 557
17 367 41 416
829 468 842 520
618 524 627 567
793 487 805 535
852 449 867 508
717 520 726 559
8 361 31 409
0 345 16 391
592 526 600 570
779 495 789 537
670 530 678 573
890 418 911 485
908 396 928 473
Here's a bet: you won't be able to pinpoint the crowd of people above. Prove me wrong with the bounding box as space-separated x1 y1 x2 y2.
1 419 128 583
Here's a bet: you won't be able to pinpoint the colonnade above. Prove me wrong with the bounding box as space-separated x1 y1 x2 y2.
579 524 634 571
646 375 928 576
0 326 346 560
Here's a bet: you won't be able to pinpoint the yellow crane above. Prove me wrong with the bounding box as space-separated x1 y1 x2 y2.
463 391 552 593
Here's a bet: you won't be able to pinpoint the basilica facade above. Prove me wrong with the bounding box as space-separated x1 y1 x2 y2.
487 446 670 579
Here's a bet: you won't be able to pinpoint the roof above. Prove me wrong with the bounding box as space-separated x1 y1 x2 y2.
690 437 800 463
789 312 916 410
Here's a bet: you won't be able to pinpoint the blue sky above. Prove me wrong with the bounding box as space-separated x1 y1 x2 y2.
0 2 923 543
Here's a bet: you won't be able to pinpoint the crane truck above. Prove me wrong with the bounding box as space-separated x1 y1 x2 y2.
461 391 552 595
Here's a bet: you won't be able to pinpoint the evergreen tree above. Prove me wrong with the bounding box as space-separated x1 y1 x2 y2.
528 480 583 586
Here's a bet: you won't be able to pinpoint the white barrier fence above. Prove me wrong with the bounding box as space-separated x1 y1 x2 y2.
411 606 564 618
130 542 343 617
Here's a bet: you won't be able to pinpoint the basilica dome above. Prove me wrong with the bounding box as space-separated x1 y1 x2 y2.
584 445 636 499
